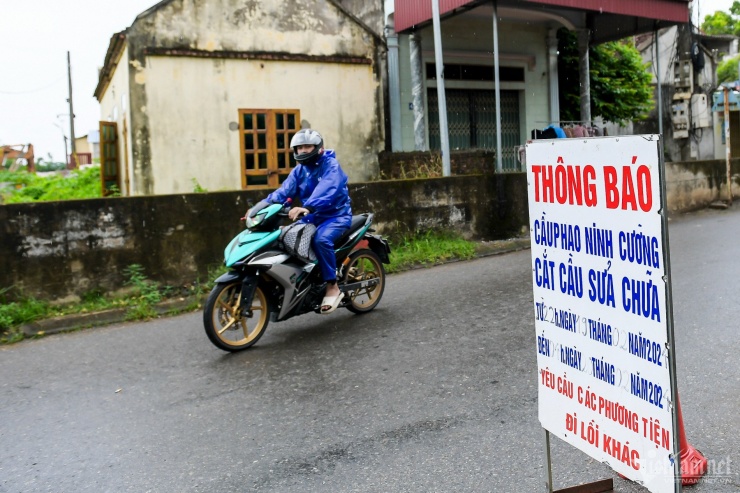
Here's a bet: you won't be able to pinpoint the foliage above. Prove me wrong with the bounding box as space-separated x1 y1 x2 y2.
557 29 654 125
701 2 740 36
399 153 443 179
123 264 163 320
34 158 67 172
0 296 49 344
0 166 103 204
204 263 229 291
0 264 174 344
717 54 740 83
192 178 208 193
386 230 476 273
380 152 444 180
3 157 67 172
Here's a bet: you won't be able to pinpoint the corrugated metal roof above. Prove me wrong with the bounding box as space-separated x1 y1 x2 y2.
394 0 480 32
394 0 689 33
525 0 688 23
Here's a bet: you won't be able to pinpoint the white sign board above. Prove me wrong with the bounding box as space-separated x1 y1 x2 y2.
526 136 677 493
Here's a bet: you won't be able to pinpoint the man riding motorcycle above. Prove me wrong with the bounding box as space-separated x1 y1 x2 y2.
247 129 351 314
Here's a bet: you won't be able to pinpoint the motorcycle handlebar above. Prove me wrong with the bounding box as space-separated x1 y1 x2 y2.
240 208 302 221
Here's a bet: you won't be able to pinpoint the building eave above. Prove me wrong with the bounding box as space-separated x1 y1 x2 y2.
143 47 373 65
94 31 127 101
394 0 690 41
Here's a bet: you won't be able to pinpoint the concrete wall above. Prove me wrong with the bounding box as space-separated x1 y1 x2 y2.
665 158 740 211
0 174 527 302
336 0 384 36
2 158 738 302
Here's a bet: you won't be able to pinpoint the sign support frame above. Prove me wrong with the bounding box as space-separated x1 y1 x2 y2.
529 135 682 493
657 137 684 492
543 428 614 492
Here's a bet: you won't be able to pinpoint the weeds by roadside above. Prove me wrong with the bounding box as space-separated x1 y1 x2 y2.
121 264 164 320
0 289 48 344
0 264 213 344
386 230 475 273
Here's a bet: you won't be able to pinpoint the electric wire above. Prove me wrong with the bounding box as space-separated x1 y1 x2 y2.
0 76 65 95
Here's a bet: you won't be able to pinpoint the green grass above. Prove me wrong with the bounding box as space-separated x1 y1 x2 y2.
0 292 132 343
0 295 49 343
0 265 198 344
0 166 106 204
386 230 476 274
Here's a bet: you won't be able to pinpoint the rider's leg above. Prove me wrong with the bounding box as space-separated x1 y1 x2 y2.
313 218 350 302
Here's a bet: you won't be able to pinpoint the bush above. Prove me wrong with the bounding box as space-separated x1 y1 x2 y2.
718 55 740 84
0 166 104 204
0 297 50 344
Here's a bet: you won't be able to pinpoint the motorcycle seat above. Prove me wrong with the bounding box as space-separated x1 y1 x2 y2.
334 214 369 248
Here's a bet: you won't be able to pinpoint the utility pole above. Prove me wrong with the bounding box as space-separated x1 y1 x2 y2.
655 28 663 137
492 1 503 173
67 51 77 169
431 0 451 176
724 87 733 205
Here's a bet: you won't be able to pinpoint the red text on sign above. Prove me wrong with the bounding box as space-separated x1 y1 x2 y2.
603 158 653 212
531 160 597 206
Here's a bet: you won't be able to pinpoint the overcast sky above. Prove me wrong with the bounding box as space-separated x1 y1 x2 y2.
0 0 735 162
0 0 158 162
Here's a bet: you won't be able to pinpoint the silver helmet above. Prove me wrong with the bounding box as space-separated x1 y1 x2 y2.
289 129 324 165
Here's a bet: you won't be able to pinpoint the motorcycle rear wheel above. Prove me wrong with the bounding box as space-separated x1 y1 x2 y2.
342 249 386 314
203 281 270 351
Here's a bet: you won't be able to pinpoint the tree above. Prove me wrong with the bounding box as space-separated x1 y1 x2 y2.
557 29 654 125
701 10 737 36
717 54 740 83
701 1 740 36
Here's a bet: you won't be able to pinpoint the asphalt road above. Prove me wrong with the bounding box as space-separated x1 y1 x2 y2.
1 207 739 493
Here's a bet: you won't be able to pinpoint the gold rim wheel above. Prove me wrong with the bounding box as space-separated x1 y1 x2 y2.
207 281 269 349
343 250 385 313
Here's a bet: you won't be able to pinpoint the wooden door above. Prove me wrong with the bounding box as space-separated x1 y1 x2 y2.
99 121 120 196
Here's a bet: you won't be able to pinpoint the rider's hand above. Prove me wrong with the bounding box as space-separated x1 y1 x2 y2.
288 207 309 221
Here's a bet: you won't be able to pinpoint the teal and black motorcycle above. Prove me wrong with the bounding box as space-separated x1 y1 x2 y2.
203 201 391 351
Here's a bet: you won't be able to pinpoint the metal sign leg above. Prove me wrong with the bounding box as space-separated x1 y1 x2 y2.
545 429 554 493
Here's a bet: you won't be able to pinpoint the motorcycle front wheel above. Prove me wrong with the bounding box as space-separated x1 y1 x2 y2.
342 249 386 314
203 281 270 351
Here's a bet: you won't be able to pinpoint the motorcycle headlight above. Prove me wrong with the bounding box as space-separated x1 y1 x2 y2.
246 213 263 229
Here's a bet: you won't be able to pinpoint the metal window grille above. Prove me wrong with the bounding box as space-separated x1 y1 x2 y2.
428 89 521 171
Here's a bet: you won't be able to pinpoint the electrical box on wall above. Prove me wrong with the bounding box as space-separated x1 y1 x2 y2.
673 60 693 93
691 94 711 128
672 99 690 139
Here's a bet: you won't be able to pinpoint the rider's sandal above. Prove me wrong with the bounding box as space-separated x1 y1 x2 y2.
320 293 343 315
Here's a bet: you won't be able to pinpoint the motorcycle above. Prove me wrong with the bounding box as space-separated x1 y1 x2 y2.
203 201 391 351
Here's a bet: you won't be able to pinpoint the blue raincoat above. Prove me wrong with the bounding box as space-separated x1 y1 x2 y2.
265 150 352 282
